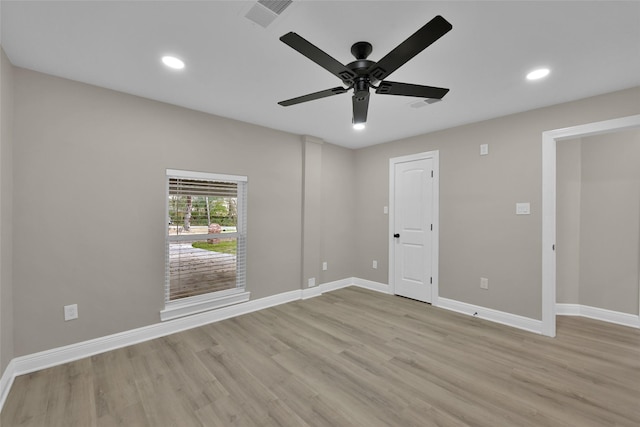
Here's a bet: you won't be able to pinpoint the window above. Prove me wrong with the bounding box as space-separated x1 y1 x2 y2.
161 169 249 321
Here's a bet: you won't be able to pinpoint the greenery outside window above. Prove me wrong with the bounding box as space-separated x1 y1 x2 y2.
162 169 249 321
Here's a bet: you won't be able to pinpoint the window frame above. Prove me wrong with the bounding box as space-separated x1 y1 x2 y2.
161 169 249 321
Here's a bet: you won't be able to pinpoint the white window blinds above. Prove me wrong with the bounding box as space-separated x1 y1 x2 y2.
165 170 247 304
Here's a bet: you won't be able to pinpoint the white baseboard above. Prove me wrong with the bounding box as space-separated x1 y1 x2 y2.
0 278 365 412
301 286 323 300
436 297 544 335
556 303 640 328
0 359 16 413
302 277 353 299
5 289 303 385
555 303 581 316
352 277 391 294
0 278 553 413
320 277 354 293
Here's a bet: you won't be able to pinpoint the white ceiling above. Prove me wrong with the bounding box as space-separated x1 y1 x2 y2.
2 1 639 149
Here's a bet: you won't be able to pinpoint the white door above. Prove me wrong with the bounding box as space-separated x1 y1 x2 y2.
391 154 437 303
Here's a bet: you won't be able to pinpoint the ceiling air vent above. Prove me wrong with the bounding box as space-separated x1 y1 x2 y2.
409 98 442 109
245 0 293 28
258 0 293 15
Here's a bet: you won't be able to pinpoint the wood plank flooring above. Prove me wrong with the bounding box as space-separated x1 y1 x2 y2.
2 287 639 426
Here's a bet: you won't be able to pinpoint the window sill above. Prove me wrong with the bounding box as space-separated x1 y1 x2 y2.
160 288 250 321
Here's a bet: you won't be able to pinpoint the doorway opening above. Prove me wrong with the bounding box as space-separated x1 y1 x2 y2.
541 114 640 337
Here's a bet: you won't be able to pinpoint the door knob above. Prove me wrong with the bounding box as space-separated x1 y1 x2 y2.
393 233 400 238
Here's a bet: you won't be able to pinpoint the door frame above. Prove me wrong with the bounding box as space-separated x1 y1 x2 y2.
389 150 440 304
541 114 640 337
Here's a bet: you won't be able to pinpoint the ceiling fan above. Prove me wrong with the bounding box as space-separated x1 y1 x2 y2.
278 15 452 128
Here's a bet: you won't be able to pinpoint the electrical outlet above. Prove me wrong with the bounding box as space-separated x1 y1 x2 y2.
480 278 489 290
308 277 316 288
64 304 78 321
373 260 378 269
322 261 327 271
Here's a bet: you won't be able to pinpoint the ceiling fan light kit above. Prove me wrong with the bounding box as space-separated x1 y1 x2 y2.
526 67 550 81
161 55 185 70
278 15 452 128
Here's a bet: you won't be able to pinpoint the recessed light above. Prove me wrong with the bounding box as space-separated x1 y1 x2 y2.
526 68 550 81
353 123 366 130
162 56 185 70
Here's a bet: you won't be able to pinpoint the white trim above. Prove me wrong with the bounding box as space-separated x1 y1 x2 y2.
301 286 323 300
0 359 16 413
1 280 359 398
302 277 375 298
352 277 391 294
160 289 251 321
302 278 354 299
320 277 354 293
4 280 366 395
437 297 544 335
0 279 560 412
5 278 637 415
7 290 301 383
0 278 362 398
542 114 640 337
541 130 557 337
557 304 640 329
164 169 249 317
555 303 581 316
388 150 440 304
166 168 248 182
432 151 440 307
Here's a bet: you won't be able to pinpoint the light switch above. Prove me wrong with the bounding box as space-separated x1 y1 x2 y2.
480 144 489 156
383 206 388 214
516 203 531 215
64 304 78 321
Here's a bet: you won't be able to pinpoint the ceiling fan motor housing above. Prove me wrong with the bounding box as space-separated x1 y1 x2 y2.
349 41 376 91
354 78 369 99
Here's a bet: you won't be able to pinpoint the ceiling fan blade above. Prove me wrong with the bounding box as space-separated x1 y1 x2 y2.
352 92 370 124
376 81 449 99
368 15 452 81
280 32 357 84
278 87 348 107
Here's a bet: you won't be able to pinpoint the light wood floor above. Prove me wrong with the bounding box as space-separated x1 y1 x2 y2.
2 287 639 426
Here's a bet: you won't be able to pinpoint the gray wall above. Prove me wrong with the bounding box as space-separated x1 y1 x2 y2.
580 130 640 314
558 130 640 314
353 87 640 320
320 142 356 283
556 139 582 304
301 137 323 289
0 47 14 372
302 137 357 287
11 68 355 356
3 59 640 359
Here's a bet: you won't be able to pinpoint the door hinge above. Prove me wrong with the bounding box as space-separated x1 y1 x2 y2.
430 277 433 284
431 170 434 178
430 224 433 231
